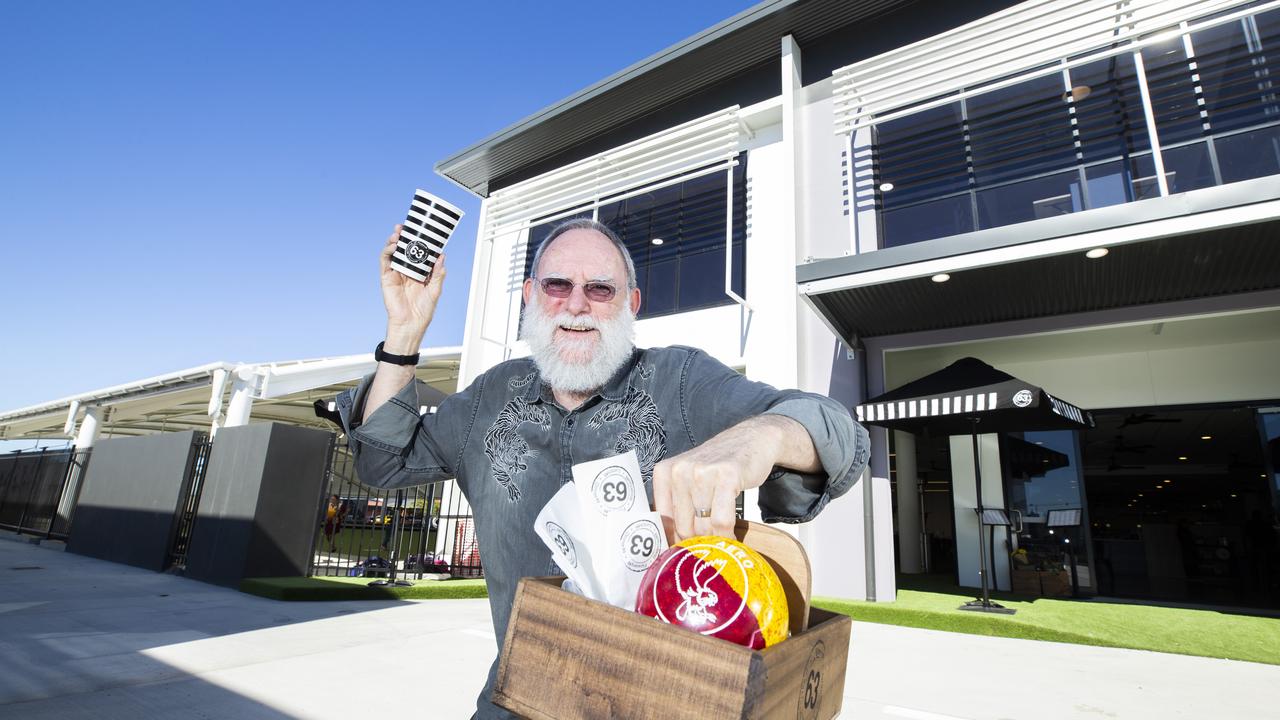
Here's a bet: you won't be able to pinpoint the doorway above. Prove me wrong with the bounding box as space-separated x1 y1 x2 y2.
1082 405 1279 608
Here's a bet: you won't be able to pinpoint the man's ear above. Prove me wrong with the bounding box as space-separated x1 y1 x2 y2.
523 277 534 306
629 286 641 315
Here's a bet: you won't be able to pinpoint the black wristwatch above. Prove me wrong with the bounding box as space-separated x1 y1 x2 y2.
374 341 420 366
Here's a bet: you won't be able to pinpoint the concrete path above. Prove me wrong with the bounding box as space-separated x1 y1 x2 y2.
2 534 1277 719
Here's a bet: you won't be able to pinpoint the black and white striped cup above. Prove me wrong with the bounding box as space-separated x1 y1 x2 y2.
392 189 464 282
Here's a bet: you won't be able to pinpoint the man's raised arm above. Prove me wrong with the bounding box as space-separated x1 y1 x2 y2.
363 224 447 422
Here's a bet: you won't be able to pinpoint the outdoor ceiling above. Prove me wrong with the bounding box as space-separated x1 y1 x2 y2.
804 218 1280 345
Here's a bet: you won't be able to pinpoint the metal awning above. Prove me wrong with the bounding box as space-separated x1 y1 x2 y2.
0 348 462 441
798 179 1280 345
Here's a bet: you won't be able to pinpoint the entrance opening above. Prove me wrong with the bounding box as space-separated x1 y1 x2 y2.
1082 405 1279 609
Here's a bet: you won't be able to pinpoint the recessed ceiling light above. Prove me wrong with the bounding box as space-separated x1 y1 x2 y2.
651 238 664 246
1138 493 1144 497
1156 485 1164 489
931 273 951 283
1200 435 1212 440
1178 456 1188 461
1231 493 1238 498
1163 479 1171 483
1086 247 1109 259
879 182 895 192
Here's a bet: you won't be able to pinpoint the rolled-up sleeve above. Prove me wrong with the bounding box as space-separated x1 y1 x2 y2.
758 398 870 524
333 371 482 491
678 348 870 524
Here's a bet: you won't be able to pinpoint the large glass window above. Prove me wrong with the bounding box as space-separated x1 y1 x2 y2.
524 156 746 320
866 6 1280 249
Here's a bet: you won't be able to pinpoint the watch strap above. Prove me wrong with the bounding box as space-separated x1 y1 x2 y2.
375 341 420 366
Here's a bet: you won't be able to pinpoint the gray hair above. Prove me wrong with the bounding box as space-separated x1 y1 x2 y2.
529 217 638 290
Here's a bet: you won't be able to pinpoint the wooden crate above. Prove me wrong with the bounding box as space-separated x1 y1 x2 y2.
494 521 851 720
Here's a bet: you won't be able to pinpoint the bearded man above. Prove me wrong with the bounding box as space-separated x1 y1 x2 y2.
335 217 869 719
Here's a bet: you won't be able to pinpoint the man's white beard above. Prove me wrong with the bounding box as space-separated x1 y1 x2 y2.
522 292 636 395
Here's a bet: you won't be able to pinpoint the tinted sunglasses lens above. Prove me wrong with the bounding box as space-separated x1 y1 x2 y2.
540 278 574 297
584 283 616 301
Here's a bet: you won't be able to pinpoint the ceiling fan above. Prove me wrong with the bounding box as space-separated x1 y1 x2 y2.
1106 455 1145 472
1089 434 1154 453
1119 413 1183 429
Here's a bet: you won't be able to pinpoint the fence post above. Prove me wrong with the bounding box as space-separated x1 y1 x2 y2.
16 450 48 535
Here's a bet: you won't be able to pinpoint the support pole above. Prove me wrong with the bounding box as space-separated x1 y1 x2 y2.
959 418 1014 614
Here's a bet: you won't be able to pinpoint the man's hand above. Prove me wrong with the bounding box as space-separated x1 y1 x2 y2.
380 224 447 354
362 226 447 422
652 414 821 542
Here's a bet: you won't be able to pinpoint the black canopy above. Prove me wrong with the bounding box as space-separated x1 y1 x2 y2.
856 357 1094 435
856 357 1092 613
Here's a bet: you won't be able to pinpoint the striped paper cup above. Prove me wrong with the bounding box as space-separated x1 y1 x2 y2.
392 189 464 282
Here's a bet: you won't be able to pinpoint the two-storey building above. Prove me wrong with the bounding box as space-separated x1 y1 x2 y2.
436 0 1280 608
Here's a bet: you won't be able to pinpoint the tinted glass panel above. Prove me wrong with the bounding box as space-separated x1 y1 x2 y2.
876 103 969 210
1143 38 1203 145
1216 124 1280 182
1193 13 1280 134
1161 141 1217 193
968 74 1076 185
881 194 974 247
1070 54 1150 162
976 169 1081 228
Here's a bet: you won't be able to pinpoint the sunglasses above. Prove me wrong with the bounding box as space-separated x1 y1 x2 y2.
538 277 618 302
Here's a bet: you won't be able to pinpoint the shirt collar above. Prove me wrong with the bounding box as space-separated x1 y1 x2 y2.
523 347 641 405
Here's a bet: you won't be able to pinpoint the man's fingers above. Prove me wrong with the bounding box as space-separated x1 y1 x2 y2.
709 473 739 539
670 464 697 542
652 460 675 544
380 226 401 274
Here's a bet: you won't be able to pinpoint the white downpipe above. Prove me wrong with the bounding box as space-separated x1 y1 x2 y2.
224 368 258 429
74 406 103 449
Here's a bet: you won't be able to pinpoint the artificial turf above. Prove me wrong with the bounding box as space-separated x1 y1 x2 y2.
813 577 1280 666
241 576 488 602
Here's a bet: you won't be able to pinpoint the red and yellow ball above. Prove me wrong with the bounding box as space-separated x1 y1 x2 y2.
634 536 788 649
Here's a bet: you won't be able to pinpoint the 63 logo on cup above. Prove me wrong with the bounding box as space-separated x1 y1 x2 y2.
405 239 432 265
591 465 636 513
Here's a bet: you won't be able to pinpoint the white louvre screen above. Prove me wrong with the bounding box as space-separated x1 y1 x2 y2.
481 106 742 241
832 0 1258 134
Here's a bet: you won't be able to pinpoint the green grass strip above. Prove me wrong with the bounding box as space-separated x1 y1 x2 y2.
240 576 488 602
814 588 1280 665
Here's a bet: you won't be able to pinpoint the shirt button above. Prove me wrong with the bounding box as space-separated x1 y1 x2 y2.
565 416 575 428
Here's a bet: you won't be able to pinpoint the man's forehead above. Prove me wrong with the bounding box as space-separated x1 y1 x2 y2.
539 229 626 274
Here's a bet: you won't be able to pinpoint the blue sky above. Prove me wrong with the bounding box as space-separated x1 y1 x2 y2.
0 1 754 439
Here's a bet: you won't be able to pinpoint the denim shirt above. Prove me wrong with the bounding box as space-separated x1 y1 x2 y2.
335 345 869 719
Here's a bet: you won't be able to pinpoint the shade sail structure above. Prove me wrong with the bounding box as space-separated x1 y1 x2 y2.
855 357 1094 435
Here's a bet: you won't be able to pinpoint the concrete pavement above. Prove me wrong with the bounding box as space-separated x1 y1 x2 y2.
2 534 1277 719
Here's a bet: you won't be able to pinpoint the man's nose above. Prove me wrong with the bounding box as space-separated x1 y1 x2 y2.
565 284 592 313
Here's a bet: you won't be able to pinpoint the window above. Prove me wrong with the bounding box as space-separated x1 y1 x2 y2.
863 6 1280 249
524 155 746 319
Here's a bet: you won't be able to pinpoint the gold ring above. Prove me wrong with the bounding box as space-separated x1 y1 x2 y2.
695 508 712 518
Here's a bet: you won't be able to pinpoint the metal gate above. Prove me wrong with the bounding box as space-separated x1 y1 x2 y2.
308 437 481 580
165 434 213 571
0 447 84 539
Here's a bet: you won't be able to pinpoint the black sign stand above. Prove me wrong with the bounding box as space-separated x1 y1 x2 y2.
958 418 1016 615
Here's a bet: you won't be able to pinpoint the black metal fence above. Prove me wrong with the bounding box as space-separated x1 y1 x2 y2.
0 447 89 540
309 438 482 580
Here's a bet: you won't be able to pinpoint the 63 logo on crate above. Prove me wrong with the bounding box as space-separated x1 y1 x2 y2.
798 639 827 719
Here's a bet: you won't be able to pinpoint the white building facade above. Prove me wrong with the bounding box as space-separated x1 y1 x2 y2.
439 0 1280 607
